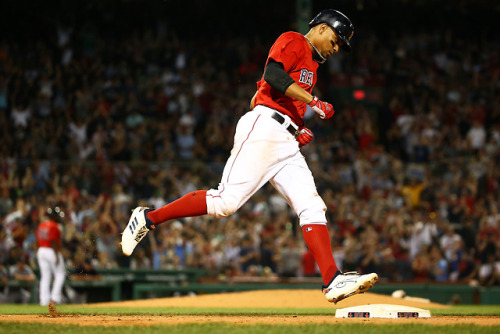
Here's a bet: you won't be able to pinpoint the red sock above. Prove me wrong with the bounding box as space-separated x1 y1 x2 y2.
301 224 339 285
148 190 208 225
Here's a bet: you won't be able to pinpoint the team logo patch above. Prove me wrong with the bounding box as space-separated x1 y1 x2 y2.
305 227 313 232
298 69 314 86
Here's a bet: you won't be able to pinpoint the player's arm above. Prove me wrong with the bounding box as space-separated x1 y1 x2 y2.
264 60 334 118
264 60 314 103
284 82 314 103
264 60 305 99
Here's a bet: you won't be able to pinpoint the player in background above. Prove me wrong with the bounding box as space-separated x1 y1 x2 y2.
36 207 66 306
122 9 378 304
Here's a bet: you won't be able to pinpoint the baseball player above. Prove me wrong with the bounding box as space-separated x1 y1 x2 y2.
36 207 66 306
122 9 378 303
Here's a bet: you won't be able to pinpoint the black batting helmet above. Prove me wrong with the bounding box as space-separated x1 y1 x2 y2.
309 9 354 52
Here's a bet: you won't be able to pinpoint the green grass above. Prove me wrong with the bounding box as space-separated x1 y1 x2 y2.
0 323 498 334
1 304 499 334
430 305 500 316
1 304 500 316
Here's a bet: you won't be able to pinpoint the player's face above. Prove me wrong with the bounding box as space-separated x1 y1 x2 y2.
318 25 342 57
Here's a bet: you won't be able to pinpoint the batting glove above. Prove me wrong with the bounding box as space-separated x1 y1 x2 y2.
296 127 314 148
308 96 335 119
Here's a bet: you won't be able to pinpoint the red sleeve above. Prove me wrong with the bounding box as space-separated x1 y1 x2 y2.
267 33 304 72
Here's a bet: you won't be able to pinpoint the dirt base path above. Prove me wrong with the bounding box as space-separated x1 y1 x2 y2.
1 290 499 327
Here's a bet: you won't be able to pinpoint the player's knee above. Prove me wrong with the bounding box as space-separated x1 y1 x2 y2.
219 204 238 217
207 195 240 218
216 199 238 217
54 272 65 280
298 197 327 226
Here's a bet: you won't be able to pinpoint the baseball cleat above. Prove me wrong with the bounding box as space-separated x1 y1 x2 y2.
121 206 155 256
323 271 378 304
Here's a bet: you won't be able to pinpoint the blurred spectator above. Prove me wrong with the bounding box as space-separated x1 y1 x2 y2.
279 239 302 278
259 238 278 274
302 246 319 277
130 248 152 270
0 228 9 264
238 235 259 274
10 104 31 129
0 262 9 303
401 178 426 209
70 253 102 281
8 259 36 304
487 253 500 286
466 120 486 151
440 225 463 262
453 250 477 283
429 245 449 282
378 248 399 282
471 253 497 287
5 246 24 267
411 251 430 282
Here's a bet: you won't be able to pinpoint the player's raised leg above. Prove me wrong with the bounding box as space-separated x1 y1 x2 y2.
122 111 288 256
122 189 209 255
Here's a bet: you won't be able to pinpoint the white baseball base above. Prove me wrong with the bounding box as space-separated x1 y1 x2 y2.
335 304 431 318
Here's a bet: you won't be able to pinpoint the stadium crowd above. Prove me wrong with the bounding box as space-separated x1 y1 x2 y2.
0 0 499 302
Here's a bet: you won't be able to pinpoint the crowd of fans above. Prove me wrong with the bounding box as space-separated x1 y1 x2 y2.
0 1 499 302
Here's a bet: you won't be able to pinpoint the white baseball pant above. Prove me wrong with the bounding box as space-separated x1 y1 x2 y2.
206 105 327 226
37 247 65 305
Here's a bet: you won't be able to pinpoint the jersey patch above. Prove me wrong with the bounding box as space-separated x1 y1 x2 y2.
298 69 314 86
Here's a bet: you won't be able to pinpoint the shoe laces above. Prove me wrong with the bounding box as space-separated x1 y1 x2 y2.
322 271 360 291
135 226 150 242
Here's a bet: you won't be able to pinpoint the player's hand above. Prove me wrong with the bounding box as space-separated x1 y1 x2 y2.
308 96 334 119
296 127 313 148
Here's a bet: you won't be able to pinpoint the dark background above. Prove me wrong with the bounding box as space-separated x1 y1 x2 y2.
2 0 498 46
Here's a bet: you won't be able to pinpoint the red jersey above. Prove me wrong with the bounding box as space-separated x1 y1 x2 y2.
254 32 319 126
36 220 61 248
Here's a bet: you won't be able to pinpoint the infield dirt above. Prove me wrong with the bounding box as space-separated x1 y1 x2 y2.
1 290 499 326
90 289 447 309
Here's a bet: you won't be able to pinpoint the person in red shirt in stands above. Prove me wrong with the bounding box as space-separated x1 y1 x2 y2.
302 246 319 277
